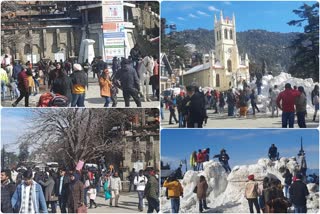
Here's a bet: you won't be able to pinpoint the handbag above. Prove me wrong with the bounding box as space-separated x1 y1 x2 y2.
77 204 87 214
50 194 59 201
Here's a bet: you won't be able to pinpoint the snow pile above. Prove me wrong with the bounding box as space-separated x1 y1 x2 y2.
161 158 319 213
248 72 318 113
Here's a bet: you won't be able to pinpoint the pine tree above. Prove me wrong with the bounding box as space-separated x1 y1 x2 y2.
287 3 319 81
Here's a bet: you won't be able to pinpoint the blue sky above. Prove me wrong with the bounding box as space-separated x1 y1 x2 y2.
161 129 319 171
1 109 33 153
162 1 317 33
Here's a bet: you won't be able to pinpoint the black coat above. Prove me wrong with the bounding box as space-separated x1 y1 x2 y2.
56 175 70 199
289 180 309 206
70 70 87 88
119 65 140 91
284 172 292 186
189 92 206 123
1 182 16 213
52 76 73 104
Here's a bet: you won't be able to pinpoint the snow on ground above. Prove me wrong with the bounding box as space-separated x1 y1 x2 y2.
161 158 319 213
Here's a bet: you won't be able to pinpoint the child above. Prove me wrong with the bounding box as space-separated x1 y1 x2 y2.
88 184 97 208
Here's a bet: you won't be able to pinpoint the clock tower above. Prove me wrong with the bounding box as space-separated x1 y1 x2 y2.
214 11 240 73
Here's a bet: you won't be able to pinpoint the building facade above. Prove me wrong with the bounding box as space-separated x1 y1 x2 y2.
183 11 249 91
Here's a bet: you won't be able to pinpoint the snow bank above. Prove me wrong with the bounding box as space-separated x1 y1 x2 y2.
161 158 319 213
247 72 318 113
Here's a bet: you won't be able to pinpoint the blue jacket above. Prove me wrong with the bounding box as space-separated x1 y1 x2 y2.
11 181 48 213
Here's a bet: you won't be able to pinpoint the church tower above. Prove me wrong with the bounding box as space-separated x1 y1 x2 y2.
214 11 240 73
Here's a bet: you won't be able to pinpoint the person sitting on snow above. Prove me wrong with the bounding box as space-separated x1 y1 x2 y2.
213 149 231 173
268 144 279 161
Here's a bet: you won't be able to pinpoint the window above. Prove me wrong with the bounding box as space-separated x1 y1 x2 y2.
216 74 220 87
224 29 228 39
227 59 232 72
230 29 233 40
216 31 219 41
219 31 221 40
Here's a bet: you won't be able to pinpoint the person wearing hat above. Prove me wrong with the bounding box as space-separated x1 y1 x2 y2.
276 83 301 128
244 174 260 213
70 63 87 107
163 174 183 213
99 68 113 107
67 173 84 213
12 65 29 107
11 169 48 213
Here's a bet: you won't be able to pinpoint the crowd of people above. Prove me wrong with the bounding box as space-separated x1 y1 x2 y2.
162 82 319 128
1 164 160 213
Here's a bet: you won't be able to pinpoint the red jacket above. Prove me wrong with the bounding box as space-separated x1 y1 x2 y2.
277 89 301 112
17 70 29 92
197 152 205 163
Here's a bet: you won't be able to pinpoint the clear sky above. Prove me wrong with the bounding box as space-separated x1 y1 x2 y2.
161 129 319 171
1 109 33 153
162 1 317 33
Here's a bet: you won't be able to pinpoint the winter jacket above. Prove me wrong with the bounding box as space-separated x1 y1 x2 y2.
188 92 206 122
87 188 97 200
110 176 122 191
268 146 277 158
48 69 58 87
56 175 69 198
70 70 87 88
163 180 183 198
245 180 259 199
119 64 140 91
283 172 292 186
11 181 48 213
67 180 84 212
12 64 22 80
144 175 159 200
1 181 16 213
190 153 197 168
38 177 57 202
289 180 309 206
17 70 29 92
277 89 301 112
197 152 205 163
134 175 148 191
0 68 9 83
196 180 208 200
52 76 73 103
295 93 307 113
99 77 112 97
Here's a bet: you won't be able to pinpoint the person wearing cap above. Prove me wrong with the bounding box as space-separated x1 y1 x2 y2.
99 68 113 107
163 175 183 213
118 58 141 107
70 63 87 107
276 83 301 128
11 169 48 213
12 65 29 107
245 174 260 213
289 173 309 213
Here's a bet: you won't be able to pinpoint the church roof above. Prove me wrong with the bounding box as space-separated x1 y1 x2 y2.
184 62 223 75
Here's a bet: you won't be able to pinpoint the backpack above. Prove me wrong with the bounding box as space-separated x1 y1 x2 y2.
37 92 54 107
48 94 69 107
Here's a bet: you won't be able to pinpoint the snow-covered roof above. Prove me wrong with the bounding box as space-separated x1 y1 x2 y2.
184 62 223 75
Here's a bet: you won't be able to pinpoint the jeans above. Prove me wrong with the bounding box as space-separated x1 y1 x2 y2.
282 112 295 128
58 195 67 213
251 102 260 115
178 112 183 127
294 205 307 213
197 162 203 171
169 109 178 124
170 198 180 213
103 96 111 107
71 93 85 107
193 165 197 171
228 104 234 116
147 197 159 213
89 199 96 208
199 199 207 212
137 191 144 210
297 111 306 128
284 185 290 199
1 80 6 99
160 107 164 120
111 95 117 107
247 198 260 213
123 88 141 107
222 162 231 172
84 188 88 205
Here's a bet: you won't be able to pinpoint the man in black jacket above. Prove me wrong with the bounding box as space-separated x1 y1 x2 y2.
268 144 279 161
289 173 309 213
186 86 206 128
118 59 141 107
57 168 70 213
1 169 16 213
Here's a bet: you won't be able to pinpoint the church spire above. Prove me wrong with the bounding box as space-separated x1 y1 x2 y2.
220 10 223 22
214 13 217 23
232 12 236 25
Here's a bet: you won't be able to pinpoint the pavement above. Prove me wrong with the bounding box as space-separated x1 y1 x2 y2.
1 75 159 108
161 108 319 128
49 191 151 213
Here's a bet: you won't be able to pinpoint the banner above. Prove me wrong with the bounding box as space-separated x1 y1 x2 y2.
102 0 124 22
76 160 85 171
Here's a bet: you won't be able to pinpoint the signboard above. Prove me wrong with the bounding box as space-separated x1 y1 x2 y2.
103 31 126 61
54 52 65 62
133 161 144 172
102 0 124 22
76 160 84 171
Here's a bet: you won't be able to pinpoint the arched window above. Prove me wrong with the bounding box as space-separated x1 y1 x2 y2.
227 59 232 72
24 44 31 55
230 29 233 40
219 31 221 40
224 29 228 39
216 74 220 87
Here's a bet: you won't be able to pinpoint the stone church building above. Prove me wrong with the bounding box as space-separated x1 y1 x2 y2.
183 11 250 91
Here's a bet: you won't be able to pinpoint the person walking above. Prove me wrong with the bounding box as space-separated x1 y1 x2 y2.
12 66 29 107
56 168 69 213
163 175 183 213
196 175 209 213
70 64 87 107
311 85 319 122
103 174 111 202
1 169 16 213
239 90 249 118
289 173 309 213
0 67 9 100
67 173 84 213
269 85 280 117
118 59 141 107
11 169 48 213
99 69 113 107
51 69 73 105
250 89 260 116
277 83 301 128
168 97 178 125
226 89 236 116
128 168 137 192
87 184 97 209
186 86 206 128
245 174 260 213
295 86 307 128
144 169 159 213
109 172 122 207
134 170 148 212
38 171 58 213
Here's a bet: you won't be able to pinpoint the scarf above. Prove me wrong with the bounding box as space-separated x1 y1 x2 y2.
20 182 33 213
